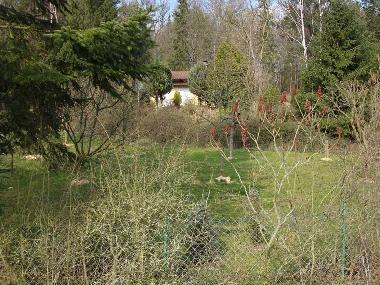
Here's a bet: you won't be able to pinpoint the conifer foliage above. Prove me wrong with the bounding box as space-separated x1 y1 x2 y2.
170 0 190 69
302 0 378 92
0 1 154 155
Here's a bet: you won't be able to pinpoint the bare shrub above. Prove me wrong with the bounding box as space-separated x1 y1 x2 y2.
200 81 380 284
0 148 220 284
138 106 210 145
63 80 135 161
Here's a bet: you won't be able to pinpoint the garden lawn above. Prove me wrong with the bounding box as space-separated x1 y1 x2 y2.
183 147 345 219
0 147 345 225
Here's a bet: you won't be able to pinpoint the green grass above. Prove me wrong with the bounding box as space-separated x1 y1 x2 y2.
0 147 345 223
0 154 96 226
181 147 345 219
2 147 374 284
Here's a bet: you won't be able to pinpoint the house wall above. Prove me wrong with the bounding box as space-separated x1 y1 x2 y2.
162 87 198 106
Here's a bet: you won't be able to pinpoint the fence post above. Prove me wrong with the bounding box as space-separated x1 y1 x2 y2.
163 214 169 274
340 197 347 282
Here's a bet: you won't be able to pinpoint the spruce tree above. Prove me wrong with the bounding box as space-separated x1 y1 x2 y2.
302 0 377 92
206 42 248 109
169 0 190 70
64 0 119 29
362 0 380 41
0 3 154 155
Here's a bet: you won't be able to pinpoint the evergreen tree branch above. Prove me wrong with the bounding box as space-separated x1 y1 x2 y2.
0 4 59 30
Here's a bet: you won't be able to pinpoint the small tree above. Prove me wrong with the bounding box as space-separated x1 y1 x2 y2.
188 63 208 104
63 80 134 162
172 90 182 107
206 42 248 109
143 64 173 110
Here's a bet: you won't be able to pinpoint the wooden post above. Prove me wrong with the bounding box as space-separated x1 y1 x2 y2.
321 139 332 161
228 125 234 159
11 152 14 171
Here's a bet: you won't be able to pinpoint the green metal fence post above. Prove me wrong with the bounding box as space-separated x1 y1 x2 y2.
163 214 169 274
340 198 347 282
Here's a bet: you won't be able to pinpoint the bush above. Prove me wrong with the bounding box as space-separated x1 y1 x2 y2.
0 149 220 284
183 203 219 266
243 118 300 148
320 115 351 138
172 91 182 107
138 107 210 145
262 85 281 107
291 91 327 116
249 217 269 244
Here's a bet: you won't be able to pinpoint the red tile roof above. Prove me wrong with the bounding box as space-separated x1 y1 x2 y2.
171 70 189 81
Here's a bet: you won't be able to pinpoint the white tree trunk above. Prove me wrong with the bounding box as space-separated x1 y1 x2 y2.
299 0 308 60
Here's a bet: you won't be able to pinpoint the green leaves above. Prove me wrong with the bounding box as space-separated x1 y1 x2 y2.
48 12 154 95
206 42 248 108
189 63 208 103
302 0 377 92
0 45 71 153
188 43 248 109
142 63 172 103
1 4 154 154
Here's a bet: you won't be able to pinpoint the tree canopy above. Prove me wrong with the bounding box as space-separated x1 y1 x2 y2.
169 0 190 69
206 42 248 109
142 63 173 108
188 42 248 109
0 2 154 155
189 63 208 104
302 0 378 92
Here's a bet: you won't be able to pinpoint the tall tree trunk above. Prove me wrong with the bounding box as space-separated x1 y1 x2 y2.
228 124 234 159
300 0 308 60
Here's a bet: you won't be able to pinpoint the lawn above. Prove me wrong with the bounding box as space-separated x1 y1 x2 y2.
183 148 345 218
2 147 374 284
0 147 345 223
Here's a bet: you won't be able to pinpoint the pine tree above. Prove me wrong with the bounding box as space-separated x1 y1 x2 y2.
362 0 380 41
302 0 377 92
169 0 190 70
206 42 248 109
64 0 119 29
0 4 154 155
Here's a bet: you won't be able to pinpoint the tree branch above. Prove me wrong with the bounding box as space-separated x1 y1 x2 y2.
0 4 59 30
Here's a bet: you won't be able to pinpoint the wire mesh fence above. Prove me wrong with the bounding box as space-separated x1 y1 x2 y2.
155 198 380 285
1 147 380 285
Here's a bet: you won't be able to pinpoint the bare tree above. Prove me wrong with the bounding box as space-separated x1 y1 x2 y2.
63 80 134 161
278 0 309 61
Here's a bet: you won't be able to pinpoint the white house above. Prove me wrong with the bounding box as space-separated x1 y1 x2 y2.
162 70 198 106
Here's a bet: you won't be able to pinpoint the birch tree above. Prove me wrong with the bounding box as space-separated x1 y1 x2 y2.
279 0 309 61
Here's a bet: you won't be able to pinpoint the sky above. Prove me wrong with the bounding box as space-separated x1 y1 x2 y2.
168 0 178 11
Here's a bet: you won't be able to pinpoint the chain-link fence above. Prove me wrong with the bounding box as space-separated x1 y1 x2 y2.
156 194 380 285
1 148 379 285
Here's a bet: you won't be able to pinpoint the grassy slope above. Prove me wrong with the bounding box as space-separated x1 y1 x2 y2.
0 148 345 222
183 148 344 218
0 148 354 283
